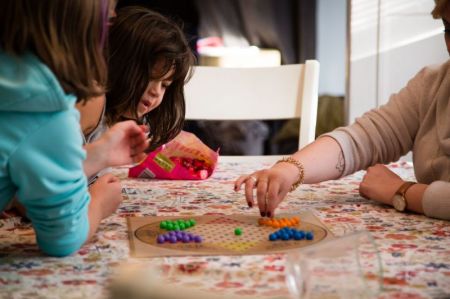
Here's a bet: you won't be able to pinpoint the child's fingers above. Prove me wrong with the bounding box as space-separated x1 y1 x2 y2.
128 128 147 141
128 128 148 144
132 152 147 164
120 120 147 137
130 139 150 159
139 124 150 133
127 127 150 156
131 137 149 152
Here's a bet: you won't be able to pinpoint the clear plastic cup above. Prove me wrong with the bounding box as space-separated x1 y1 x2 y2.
285 231 383 299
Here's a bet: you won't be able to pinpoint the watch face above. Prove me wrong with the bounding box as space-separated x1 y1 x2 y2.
393 194 406 211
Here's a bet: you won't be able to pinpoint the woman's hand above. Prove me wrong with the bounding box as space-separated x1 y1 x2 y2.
359 164 404 205
233 137 347 218
234 162 300 218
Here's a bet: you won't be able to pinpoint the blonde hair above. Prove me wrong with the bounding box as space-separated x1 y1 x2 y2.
432 0 450 18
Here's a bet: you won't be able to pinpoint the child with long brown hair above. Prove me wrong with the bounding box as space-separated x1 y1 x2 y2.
106 6 195 151
0 0 148 256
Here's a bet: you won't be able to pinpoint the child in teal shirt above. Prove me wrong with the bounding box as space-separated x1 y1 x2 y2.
0 0 147 256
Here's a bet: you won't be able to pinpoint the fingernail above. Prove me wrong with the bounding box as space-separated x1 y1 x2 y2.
260 211 266 217
248 202 253 208
267 211 271 218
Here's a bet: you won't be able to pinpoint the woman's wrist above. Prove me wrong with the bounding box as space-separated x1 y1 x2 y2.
275 157 305 192
403 183 427 214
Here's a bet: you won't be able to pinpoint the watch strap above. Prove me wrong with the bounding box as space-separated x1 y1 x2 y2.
396 181 416 197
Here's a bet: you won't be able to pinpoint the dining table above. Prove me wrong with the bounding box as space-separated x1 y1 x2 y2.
0 155 449 299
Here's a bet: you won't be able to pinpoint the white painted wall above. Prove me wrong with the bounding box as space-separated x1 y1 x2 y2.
316 0 347 96
349 0 447 123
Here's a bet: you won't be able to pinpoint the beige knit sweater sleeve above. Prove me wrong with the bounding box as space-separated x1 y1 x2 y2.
324 61 450 220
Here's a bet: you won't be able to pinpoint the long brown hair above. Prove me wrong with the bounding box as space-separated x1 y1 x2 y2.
106 6 195 151
0 0 109 101
432 0 450 18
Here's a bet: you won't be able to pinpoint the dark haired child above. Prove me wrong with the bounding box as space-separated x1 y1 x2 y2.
106 6 195 151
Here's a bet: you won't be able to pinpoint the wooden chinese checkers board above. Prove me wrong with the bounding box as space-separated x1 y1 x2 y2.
127 211 334 258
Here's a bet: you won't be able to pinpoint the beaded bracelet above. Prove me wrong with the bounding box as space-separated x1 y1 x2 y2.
276 157 305 192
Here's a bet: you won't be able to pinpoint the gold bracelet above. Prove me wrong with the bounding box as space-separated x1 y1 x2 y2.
276 157 305 192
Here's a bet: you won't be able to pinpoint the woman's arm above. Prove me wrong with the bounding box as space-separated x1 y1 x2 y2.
359 164 450 220
358 164 426 214
402 183 427 214
235 136 344 217
291 136 345 183
235 64 433 218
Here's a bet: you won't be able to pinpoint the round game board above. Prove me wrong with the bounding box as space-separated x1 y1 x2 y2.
133 215 329 256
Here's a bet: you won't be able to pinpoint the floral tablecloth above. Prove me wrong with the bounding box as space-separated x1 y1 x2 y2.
0 158 449 299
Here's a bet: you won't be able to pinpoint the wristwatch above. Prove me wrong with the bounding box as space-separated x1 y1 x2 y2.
392 181 416 212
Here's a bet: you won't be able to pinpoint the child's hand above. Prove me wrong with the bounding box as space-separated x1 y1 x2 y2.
89 173 122 219
102 120 149 166
84 120 149 177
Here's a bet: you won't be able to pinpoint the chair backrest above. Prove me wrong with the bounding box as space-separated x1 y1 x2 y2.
184 60 320 150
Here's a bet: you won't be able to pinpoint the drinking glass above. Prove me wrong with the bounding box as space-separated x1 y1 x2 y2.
285 230 383 299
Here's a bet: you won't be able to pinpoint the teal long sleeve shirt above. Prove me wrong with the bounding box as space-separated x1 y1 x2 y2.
0 51 90 256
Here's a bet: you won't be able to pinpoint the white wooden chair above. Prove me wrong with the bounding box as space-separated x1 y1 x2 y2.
184 60 320 150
